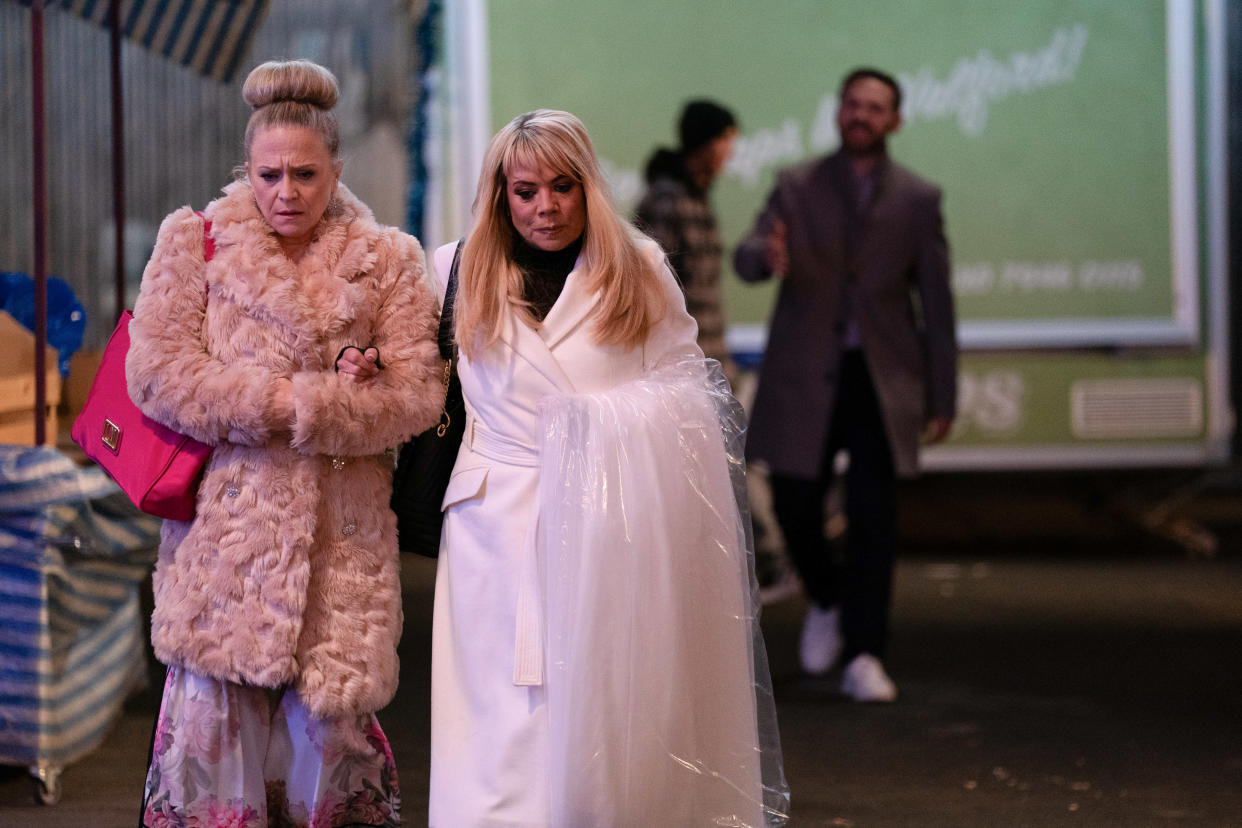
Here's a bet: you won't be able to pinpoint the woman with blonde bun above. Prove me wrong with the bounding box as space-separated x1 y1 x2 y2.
426 109 788 827
130 58 443 827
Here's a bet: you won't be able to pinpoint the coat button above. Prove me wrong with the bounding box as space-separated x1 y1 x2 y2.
331 457 346 470
226 485 241 498
342 523 357 536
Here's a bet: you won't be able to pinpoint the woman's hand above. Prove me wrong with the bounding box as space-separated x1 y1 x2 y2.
336 346 382 382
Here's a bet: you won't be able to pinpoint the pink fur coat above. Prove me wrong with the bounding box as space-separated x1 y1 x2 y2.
127 180 443 717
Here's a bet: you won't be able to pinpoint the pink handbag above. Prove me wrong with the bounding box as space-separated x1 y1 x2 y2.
71 218 214 520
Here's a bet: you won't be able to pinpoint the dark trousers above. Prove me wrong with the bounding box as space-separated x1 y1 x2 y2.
770 351 897 662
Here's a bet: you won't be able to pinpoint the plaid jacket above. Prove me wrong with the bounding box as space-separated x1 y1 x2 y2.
635 175 734 378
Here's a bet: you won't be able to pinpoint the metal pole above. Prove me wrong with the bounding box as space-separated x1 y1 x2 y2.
31 0 48 446
1227 0 1242 462
111 0 126 320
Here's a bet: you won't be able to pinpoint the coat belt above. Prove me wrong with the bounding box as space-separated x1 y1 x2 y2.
465 416 539 468
465 416 544 686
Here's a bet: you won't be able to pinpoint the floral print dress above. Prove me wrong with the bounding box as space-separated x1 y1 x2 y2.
142 667 400 828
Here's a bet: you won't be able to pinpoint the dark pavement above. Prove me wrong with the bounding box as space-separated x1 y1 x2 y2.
3 470 1241 827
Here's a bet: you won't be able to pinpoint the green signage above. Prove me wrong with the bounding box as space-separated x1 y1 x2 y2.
486 0 1196 348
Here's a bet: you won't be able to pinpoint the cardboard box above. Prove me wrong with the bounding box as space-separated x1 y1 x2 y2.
0 311 62 446
64 347 103 420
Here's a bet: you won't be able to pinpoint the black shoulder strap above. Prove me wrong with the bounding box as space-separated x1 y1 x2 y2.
438 238 463 361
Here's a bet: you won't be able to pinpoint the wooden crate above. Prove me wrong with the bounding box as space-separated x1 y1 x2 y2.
64 347 103 419
0 311 62 446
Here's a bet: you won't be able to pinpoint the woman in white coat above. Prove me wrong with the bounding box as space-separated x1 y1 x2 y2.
426 110 787 827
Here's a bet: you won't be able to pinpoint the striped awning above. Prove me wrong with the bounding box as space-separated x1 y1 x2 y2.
13 0 270 82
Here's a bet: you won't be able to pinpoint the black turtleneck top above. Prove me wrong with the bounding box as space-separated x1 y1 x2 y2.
513 235 584 322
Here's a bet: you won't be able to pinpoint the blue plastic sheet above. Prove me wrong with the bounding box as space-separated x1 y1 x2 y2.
0 272 86 377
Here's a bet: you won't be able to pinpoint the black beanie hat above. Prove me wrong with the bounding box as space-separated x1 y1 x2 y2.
678 100 737 154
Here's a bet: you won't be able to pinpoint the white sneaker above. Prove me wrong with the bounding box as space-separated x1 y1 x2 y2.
798 605 843 675
840 654 898 703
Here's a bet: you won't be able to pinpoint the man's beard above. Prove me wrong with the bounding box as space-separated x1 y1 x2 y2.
841 123 886 155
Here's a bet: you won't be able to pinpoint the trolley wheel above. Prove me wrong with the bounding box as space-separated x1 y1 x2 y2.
31 764 62 805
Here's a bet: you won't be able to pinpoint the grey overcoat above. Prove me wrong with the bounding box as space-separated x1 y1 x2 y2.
735 150 957 479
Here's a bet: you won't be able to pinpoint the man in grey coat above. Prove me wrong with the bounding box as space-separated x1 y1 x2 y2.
735 67 957 701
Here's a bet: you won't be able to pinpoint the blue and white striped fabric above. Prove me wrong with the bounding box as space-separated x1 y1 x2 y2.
0 445 160 767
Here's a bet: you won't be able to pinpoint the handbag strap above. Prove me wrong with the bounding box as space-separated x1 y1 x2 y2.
428 240 465 436
438 238 463 362
197 211 214 302
201 217 215 262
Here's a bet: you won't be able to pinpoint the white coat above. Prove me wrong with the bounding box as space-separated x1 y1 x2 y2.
427 239 700 827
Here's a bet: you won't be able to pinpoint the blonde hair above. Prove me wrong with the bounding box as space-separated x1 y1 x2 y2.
456 109 666 358
242 59 340 160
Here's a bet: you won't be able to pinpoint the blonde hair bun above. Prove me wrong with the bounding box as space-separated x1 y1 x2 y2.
242 59 338 112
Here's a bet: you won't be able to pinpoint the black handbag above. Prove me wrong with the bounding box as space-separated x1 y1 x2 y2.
391 240 464 557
